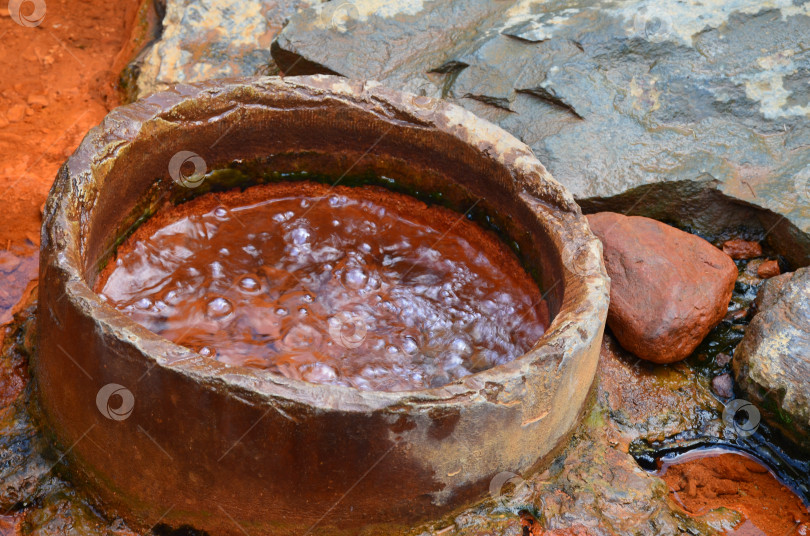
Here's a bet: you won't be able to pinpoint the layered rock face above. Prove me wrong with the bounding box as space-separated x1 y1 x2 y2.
129 0 810 265
587 212 737 364
734 268 810 451
132 0 315 97
267 0 810 266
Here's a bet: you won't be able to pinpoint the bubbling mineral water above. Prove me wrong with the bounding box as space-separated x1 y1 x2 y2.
98 182 549 391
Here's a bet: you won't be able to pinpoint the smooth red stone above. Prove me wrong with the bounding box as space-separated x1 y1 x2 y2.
756 259 781 279
722 239 763 260
587 212 737 364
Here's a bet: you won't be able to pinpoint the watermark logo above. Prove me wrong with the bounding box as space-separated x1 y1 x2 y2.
410 91 443 117
325 2 359 33
96 383 135 421
562 239 596 277
722 398 761 438
9 0 46 27
168 151 206 188
489 471 527 506
632 7 673 41
328 311 367 349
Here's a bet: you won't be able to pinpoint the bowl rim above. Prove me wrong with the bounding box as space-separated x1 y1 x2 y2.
43 74 609 412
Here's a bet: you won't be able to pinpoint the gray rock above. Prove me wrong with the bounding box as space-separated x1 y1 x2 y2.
272 0 810 266
734 268 810 451
133 0 315 98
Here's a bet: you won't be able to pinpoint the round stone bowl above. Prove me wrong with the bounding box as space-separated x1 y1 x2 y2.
36 75 609 535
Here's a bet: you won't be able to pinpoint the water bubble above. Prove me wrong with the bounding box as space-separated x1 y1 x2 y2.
361 365 387 378
450 337 473 357
290 227 310 246
302 362 338 383
219 248 230 256
243 244 259 257
214 207 229 219
328 195 347 207
273 211 294 223
198 346 215 358
402 336 419 355
283 324 320 349
206 297 233 319
275 307 289 316
135 298 153 310
211 261 224 279
237 275 261 294
343 267 368 289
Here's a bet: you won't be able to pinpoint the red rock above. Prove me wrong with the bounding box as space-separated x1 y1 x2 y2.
756 259 780 279
712 373 734 398
587 213 737 364
716 352 732 367
6 103 26 123
725 308 748 322
722 239 762 260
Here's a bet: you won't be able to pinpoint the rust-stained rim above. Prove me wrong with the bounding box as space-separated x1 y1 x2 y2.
44 75 609 411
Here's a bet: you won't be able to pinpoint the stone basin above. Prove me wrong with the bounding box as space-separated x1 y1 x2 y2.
35 75 609 535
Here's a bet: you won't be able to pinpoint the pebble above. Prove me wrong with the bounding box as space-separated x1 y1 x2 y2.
722 239 763 260
756 259 781 279
27 95 48 108
715 353 732 367
712 373 734 399
7 104 27 123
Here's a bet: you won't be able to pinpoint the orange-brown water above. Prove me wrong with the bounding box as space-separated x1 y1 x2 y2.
98 182 549 391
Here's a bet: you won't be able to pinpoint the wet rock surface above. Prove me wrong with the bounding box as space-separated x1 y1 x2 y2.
596 335 723 444
3 257 808 534
6 0 809 531
734 267 810 452
267 0 810 266
415 334 747 535
0 245 39 326
410 341 715 536
587 212 737 364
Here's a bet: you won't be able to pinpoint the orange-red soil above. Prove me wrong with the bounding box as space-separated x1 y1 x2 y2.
660 449 810 536
0 0 144 325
